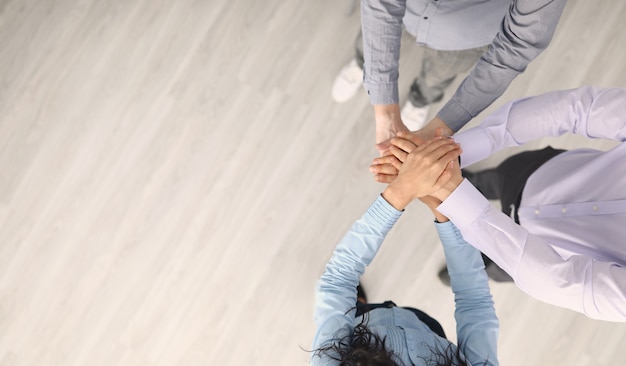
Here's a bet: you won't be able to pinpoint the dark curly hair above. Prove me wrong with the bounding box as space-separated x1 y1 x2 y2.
312 312 485 366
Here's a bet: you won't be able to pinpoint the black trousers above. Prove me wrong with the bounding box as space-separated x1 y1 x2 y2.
465 146 566 222
465 146 566 280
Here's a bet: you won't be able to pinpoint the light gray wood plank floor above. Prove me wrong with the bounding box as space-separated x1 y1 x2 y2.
0 0 625 364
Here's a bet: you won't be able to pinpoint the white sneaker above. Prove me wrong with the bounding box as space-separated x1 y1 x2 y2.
401 102 430 131
331 59 364 103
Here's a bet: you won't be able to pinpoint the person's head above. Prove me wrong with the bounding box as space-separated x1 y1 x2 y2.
313 316 400 366
312 314 482 366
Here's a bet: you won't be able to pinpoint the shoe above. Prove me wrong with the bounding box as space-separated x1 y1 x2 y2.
356 283 368 303
483 255 514 282
331 59 364 103
401 102 430 131
437 265 451 287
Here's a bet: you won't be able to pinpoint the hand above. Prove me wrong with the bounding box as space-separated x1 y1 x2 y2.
369 136 416 183
430 158 464 202
420 116 454 141
418 195 442 211
381 137 462 210
369 127 448 183
373 104 410 154
389 116 454 147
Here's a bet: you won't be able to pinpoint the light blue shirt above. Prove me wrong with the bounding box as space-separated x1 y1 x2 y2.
441 86 626 322
361 0 567 131
311 195 499 365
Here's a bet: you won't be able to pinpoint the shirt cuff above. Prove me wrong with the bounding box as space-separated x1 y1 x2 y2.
437 179 491 230
454 127 493 168
434 220 463 248
365 82 399 105
437 99 473 132
367 194 403 230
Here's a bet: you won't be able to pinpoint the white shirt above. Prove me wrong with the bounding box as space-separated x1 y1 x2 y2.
438 86 626 322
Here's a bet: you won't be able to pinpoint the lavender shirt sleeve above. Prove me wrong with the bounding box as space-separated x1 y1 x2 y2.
436 87 626 322
437 180 626 322
455 86 626 167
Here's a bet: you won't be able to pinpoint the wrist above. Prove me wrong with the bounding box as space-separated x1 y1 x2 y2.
433 210 449 223
432 176 464 202
382 184 411 211
424 116 454 137
374 104 401 121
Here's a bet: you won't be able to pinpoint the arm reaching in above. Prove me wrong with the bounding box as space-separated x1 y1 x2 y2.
436 221 499 365
436 180 626 322
437 0 567 132
374 104 410 153
360 0 409 152
312 196 402 364
456 86 626 167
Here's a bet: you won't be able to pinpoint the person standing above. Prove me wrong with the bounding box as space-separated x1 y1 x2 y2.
332 0 567 151
371 86 626 322
311 138 500 365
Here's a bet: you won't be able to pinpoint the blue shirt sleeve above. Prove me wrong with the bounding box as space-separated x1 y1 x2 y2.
435 221 499 365
311 195 402 365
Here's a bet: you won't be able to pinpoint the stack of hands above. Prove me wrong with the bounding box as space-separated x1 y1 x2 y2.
369 130 464 222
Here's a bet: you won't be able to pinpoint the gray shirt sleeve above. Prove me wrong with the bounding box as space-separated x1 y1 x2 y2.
360 0 567 131
438 0 567 131
360 0 406 105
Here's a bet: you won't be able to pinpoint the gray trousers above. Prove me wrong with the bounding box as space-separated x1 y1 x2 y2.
355 31 488 107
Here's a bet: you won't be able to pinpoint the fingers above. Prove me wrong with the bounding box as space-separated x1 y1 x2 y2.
431 162 454 193
405 138 461 169
372 154 403 170
374 174 396 184
397 131 425 146
416 136 458 156
424 147 461 181
389 136 417 154
369 162 398 176
375 139 391 155
387 145 410 163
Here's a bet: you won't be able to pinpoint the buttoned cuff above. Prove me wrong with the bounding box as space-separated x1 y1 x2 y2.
365 82 399 105
454 127 493 168
437 99 473 132
366 194 403 230
437 179 491 230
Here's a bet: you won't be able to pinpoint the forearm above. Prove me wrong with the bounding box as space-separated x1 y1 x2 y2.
315 195 402 326
435 221 499 364
312 196 402 361
361 0 406 104
374 103 401 123
437 181 626 321
436 179 524 275
454 86 626 167
437 63 519 132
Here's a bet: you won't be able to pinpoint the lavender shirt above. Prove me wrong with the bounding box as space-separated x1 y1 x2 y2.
440 86 626 322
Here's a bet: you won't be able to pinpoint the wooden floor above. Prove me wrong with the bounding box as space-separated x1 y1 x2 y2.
1 0 625 364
